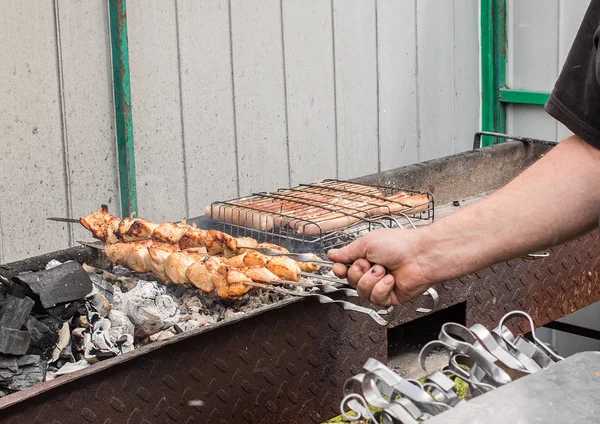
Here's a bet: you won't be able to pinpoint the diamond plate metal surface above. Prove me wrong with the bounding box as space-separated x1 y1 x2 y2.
0 298 386 424
388 232 600 334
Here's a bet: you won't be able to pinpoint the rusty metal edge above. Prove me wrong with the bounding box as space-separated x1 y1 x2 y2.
0 294 304 410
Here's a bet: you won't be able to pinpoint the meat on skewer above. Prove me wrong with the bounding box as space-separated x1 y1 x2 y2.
79 205 120 244
115 217 160 242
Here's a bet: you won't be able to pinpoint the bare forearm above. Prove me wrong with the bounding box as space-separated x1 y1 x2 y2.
418 135 600 284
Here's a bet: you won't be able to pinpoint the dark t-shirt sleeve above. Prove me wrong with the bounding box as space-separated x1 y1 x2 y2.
545 0 600 150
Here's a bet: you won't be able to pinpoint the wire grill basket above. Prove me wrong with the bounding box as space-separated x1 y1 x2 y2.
207 179 433 252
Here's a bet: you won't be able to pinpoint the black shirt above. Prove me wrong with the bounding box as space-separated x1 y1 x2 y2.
546 0 600 150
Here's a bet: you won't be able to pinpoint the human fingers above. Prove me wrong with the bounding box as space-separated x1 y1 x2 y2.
354 264 386 299
331 263 349 279
327 236 369 264
345 259 372 288
368 274 398 306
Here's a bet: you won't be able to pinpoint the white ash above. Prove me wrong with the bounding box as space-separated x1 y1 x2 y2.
2 259 314 396
113 280 180 339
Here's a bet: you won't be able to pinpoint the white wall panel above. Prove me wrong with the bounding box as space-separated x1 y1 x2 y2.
230 0 290 194
57 0 119 242
0 1 69 263
333 0 379 179
453 0 480 154
506 105 557 141
416 0 456 161
507 0 559 91
377 0 419 170
282 0 337 185
0 0 481 261
557 0 590 69
128 0 187 222
177 0 238 217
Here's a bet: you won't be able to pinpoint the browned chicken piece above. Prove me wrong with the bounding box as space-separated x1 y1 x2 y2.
204 229 238 255
104 240 152 269
266 256 301 282
182 246 208 255
255 242 319 272
204 256 223 272
226 268 253 284
256 242 289 254
235 236 258 253
295 253 321 273
80 205 121 244
122 240 154 273
223 253 247 268
115 217 159 242
178 227 207 249
216 284 252 300
152 221 190 244
243 250 269 267
164 251 204 285
147 243 180 283
240 266 280 284
185 261 215 293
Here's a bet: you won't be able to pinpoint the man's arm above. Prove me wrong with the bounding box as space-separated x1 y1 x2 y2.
328 135 600 306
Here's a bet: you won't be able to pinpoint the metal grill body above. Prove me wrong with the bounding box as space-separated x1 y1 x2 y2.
1 141 599 423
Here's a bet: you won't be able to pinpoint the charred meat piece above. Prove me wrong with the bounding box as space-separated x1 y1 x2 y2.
243 250 269 267
178 228 207 249
204 229 238 255
115 218 159 242
79 205 121 243
266 256 301 282
152 221 190 244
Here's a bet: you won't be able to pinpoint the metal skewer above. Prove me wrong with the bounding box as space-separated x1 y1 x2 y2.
47 217 80 223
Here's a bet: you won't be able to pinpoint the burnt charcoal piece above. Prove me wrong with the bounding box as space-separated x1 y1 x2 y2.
24 316 57 359
0 327 31 355
89 273 114 303
0 295 34 329
0 355 46 391
14 261 93 308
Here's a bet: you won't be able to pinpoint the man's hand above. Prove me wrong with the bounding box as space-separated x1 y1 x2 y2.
327 228 433 306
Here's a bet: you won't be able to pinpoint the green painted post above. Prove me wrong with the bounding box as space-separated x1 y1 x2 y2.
108 0 138 217
480 0 506 147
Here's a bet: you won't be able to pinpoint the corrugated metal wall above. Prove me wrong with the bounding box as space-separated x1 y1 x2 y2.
0 0 479 263
504 0 600 355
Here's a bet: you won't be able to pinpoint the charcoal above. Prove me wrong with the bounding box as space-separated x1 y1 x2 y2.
14 261 93 309
89 273 114 303
59 300 85 321
36 314 64 333
0 295 34 329
6 360 46 391
24 316 57 359
0 327 31 355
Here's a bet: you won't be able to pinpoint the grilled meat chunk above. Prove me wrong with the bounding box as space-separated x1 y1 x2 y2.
152 221 190 244
204 229 237 255
178 228 207 249
80 205 120 243
266 256 301 282
115 217 159 242
164 251 204 285
147 243 180 283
